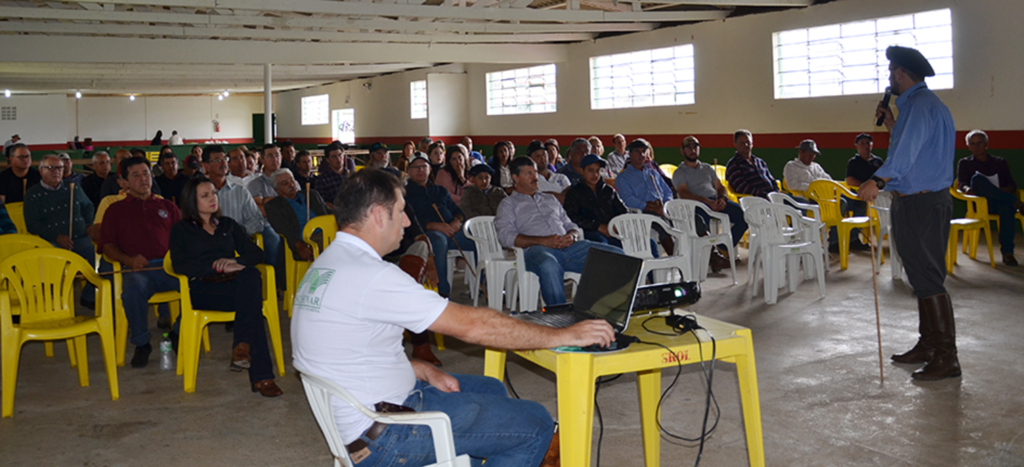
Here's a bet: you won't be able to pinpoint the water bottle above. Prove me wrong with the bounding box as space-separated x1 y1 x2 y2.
160 333 174 371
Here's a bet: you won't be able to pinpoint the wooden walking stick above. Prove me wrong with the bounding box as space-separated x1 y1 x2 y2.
305 182 311 223
22 178 27 198
431 203 487 300
867 202 884 383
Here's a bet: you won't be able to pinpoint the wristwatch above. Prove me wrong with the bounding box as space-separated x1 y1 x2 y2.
870 176 886 190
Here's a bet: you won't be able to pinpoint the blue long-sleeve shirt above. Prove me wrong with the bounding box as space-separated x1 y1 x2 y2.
615 163 673 210
873 82 955 194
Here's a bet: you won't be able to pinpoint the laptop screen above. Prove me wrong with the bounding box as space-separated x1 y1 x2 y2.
573 248 645 330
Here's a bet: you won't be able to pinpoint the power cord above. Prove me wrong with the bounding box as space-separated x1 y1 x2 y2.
635 312 720 467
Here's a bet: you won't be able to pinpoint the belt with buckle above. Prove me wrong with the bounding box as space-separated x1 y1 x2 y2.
891 189 931 198
345 402 416 454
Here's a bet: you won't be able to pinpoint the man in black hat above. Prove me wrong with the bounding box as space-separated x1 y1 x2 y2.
859 45 959 381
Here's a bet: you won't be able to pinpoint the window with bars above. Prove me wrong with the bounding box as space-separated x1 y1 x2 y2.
486 64 557 116
590 44 695 110
0 107 15 121
301 94 329 126
773 8 953 99
410 81 427 120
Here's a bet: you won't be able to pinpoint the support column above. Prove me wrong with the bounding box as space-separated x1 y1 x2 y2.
264 63 273 145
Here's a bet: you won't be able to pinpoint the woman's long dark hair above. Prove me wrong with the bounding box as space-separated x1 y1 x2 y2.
442 146 467 185
179 176 221 227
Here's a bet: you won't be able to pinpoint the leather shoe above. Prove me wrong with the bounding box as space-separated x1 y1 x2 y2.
412 343 443 367
231 343 251 372
251 379 283 397
130 343 152 368
708 248 730 274
1003 254 1018 266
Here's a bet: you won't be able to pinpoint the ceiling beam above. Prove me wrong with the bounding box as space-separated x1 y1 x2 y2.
637 0 811 4
0 21 595 43
0 6 659 33
46 0 732 22
0 35 570 65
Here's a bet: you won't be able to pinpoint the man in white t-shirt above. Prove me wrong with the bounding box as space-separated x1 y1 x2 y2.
782 139 832 193
527 140 571 203
291 170 614 467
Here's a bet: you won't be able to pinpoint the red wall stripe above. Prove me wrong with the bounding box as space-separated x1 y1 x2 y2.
29 138 255 152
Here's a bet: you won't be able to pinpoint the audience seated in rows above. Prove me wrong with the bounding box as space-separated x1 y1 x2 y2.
956 129 1024 266
58 153 83 186
434 145 469 204
489 141 515 193
605 133 628 177
495 156 622 306
156 150 189 203
226 147 257 188
82 150 112 206
556 138 590 186
279 140 296 171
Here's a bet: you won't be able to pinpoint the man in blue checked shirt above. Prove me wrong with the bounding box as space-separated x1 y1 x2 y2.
859 45 959 382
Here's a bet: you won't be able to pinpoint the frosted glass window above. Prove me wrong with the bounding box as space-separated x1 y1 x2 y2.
589 44 695 110
410 81 427 120
773 9 953 99
485 65 557 115
301 94 329 126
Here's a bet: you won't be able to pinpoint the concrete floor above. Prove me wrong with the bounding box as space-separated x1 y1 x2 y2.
2 236 1023 466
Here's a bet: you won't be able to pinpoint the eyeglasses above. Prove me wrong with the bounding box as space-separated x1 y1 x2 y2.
208 157 227 164
408 164 429 171
40 165 64 172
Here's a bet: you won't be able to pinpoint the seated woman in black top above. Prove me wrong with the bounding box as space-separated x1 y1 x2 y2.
169 177 282 397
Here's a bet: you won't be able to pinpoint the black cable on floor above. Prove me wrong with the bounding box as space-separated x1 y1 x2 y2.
503 362 520 399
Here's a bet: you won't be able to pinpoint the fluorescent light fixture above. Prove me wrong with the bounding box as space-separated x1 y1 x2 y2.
75 91 82 99
4 89 10 98
218 95 224 101
129 94 135 101
223 91 230 97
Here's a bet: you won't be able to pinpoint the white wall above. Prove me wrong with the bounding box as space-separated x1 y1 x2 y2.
0 94 69 146
427 73 469 137
273 0 1024 142
69 94 264 143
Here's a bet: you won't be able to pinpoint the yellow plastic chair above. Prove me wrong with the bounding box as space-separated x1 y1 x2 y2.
103 253 181 367
781 179 807 201
947 187 995 272
1 248 118 417
807 180 871 270
6 202 26 234
0 234 80 365
303 214 339 259
659 164 677 177
163 252 285 393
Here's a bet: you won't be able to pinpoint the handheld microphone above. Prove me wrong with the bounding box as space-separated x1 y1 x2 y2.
876 87 892 126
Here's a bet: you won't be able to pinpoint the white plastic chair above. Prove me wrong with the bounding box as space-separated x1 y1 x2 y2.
872 192 903 280
739 197 770 286
609 213 693 284
446 249 476 299
744 203 826 305
296 369 471 467
462 216 517 311
663 199 737 284
512 246 580 311
768 192 830 275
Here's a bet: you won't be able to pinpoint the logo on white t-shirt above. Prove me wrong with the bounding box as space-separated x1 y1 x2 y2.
294 268 335 312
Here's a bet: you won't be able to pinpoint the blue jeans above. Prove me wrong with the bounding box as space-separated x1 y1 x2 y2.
972 173 1017 254
524 240 623 305
261 222 285 290
355 374 553 467
122 259 179 347
694 198 747 247
424 229 476 296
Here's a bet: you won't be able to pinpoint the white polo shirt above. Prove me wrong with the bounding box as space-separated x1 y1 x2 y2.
537 171 571 195
291 232 449 444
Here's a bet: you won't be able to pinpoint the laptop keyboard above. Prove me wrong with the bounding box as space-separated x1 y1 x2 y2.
532 311 582 328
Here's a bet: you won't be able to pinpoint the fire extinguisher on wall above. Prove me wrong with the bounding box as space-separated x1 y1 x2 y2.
213 119 220 133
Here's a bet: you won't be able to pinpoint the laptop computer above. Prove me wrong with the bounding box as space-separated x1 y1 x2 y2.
513 248 645 336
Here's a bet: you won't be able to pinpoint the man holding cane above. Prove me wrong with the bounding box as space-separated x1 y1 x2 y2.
858 46 959 381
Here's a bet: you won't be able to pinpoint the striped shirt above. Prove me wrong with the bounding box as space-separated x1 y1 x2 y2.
726 153 777 198
217 180 264 236
494 190 581 249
